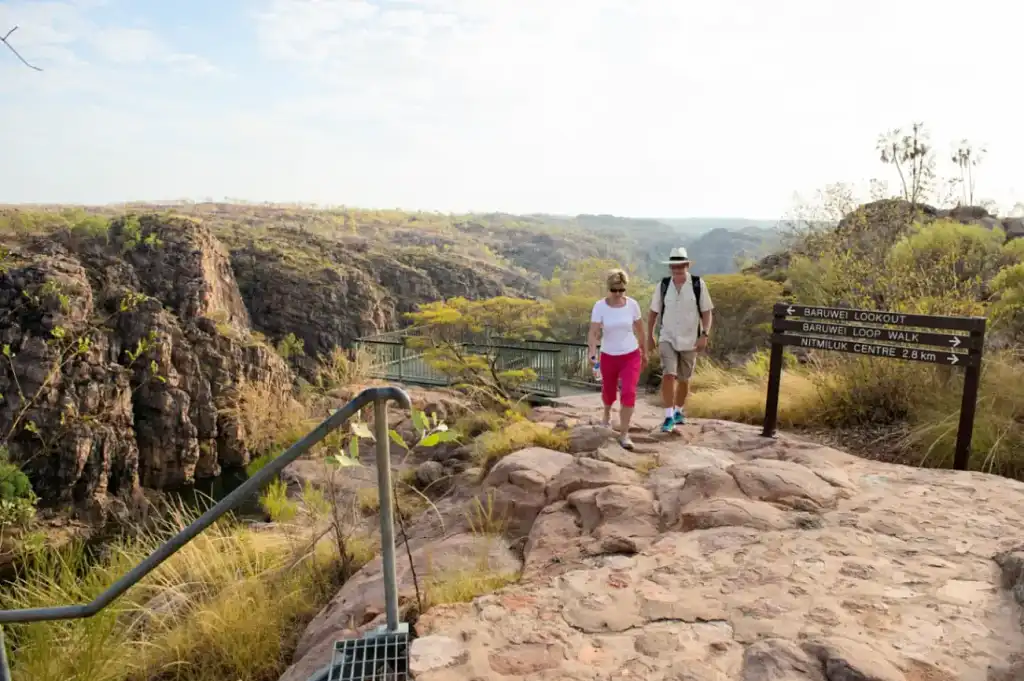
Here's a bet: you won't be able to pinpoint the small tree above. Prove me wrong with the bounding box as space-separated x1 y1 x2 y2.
779 182 860 250
951 140 987 206
405 296 551 403
877 122 935 211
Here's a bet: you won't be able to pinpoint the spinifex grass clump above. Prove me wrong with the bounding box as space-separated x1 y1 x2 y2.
0 501 343 681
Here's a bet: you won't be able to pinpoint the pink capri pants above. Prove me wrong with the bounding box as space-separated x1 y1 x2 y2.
600 349 642 408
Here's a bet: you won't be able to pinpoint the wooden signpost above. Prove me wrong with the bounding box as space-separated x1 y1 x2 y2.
762 303 987 471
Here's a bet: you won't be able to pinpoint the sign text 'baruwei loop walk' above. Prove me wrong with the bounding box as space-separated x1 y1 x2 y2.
761 303 986 471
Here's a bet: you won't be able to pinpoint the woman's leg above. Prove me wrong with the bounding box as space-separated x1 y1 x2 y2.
599 352 619 425
618 350 643 442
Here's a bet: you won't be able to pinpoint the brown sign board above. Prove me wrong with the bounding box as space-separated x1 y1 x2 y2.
762 303 986 472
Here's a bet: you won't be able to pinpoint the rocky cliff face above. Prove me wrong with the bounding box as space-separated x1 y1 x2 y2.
227 229 537 369
0 214 292 515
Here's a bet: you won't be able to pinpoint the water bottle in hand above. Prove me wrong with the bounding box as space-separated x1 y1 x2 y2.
591 356 601 382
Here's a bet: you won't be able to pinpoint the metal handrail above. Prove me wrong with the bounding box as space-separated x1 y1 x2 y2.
0 385 412 681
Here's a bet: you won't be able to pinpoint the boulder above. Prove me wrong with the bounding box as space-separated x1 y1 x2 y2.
546 456 640 502
480 447 574 535
729 458 839 511
568 424 616 453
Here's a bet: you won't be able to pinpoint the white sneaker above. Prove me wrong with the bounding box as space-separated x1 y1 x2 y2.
619 435 635 451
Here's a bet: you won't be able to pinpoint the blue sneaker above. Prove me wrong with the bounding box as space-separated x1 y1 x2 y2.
660 417 675 433
672 410 686 426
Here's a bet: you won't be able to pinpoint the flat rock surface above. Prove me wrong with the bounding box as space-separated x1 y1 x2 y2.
406 394 1024 681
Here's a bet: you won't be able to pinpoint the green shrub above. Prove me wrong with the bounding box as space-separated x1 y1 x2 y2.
702 274 785 360
0 448 37 528
275 332 305 360
807 357 942 426
991 262 1024 343
69 216 111 239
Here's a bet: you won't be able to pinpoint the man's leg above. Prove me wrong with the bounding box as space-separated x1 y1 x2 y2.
658 342 679 432
673 351 698 424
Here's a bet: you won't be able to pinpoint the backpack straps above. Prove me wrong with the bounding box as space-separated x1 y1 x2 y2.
659 277 671 320
692 275 703 340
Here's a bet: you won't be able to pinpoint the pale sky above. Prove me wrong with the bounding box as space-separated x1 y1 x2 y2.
1 0 1020 219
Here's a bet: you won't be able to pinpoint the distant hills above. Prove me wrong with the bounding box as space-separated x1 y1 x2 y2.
565 214 783 277
653 217 779 238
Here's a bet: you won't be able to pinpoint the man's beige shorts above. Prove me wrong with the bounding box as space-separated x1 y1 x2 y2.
659 341 697 381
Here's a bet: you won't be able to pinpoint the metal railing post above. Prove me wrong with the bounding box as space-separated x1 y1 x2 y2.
1 626 10 681
373 399 400 632
554 349 562 397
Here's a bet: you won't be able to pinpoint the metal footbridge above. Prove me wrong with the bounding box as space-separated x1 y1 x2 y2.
356 331 601 398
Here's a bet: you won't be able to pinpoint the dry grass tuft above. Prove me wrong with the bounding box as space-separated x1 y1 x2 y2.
465 490 507 536
218 380 311 456
471 418 571 477
685 362 821 428
0 500 356 681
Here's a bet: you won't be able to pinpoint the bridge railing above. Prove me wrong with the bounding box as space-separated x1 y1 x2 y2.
356 332 600 397
0 386 414 681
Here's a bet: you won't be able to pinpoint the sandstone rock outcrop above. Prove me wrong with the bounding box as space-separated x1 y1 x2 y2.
746 198 1023 284
284 394 1024 681
0 215 292 512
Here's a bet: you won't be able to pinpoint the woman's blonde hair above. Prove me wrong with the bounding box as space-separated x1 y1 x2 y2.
606 269 629 289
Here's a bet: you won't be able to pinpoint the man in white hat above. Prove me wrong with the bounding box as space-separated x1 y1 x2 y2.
647 247 714 433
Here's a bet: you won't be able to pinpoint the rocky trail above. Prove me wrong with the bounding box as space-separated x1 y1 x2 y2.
283 394 1024 681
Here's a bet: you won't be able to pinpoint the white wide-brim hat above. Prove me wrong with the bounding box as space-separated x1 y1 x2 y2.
661 246 692 265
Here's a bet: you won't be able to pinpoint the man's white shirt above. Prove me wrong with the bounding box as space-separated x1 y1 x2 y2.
650 274 714 352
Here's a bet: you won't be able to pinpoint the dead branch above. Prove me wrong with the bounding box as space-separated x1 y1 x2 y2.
2 26 43 71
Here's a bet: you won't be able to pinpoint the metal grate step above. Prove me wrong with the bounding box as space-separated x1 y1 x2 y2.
328 623 410 681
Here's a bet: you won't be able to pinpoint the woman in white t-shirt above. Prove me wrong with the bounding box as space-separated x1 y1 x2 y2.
587 269 646 450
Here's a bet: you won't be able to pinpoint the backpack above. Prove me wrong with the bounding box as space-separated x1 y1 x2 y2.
658 275 703 341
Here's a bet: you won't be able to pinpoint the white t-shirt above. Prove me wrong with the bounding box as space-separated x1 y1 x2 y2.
649 274 714 352
591 297 642 356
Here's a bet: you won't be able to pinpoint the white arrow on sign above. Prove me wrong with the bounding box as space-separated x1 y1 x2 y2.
949 336 961 347
786 306 795 315
947 354 959 365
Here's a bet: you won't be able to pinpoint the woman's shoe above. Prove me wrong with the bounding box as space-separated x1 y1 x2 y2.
660 417 675 433
619 435 635 451
672 409 686 426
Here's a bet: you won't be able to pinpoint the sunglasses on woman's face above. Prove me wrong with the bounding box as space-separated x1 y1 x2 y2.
610 288 626 293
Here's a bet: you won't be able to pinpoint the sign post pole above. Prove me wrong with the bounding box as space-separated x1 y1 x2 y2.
761 308 786 438
761 303 986 471
953 326 985 470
